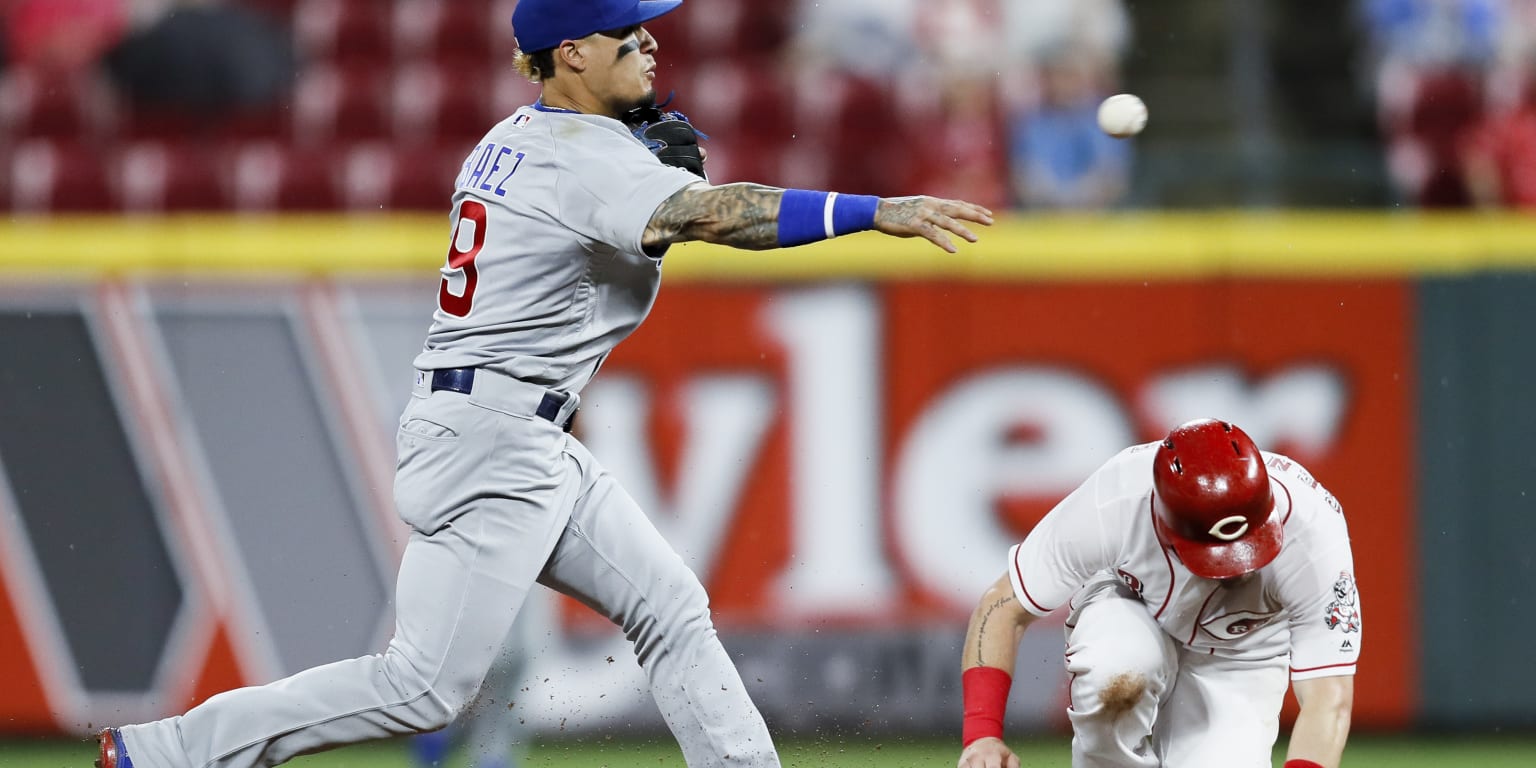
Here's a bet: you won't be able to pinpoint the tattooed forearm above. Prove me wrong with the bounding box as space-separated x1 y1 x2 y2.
973 595 1016 666
643 182 785 251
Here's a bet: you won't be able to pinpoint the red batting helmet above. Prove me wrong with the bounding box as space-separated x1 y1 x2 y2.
1151 419 1282 579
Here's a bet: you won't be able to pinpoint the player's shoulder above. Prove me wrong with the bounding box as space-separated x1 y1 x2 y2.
1103 440 1160 481
1263 450 1349 534
1085 441 1159 510
478 105 559 150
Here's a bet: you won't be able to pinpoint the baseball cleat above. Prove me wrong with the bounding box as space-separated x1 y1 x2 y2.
96 728 134 768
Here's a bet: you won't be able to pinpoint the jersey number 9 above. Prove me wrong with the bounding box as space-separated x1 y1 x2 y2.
438 199 487 318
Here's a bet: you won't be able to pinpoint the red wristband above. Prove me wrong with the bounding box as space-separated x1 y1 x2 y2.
1284 760 1325 768
961 666 1012 747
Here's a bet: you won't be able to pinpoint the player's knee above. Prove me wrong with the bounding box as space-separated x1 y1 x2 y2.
380 646 476 732
1097 671 1148 716
626 570 713 664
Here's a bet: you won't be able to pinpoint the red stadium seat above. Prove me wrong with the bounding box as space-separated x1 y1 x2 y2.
739 67 794 144
275 146 342 210
386 143 467 210
337 142 393 211
230 142 340 211
118 106 211 142
491 69 541 121
293 65 390 144
683 63 747 133
115 142 229 213
774 137 834 190
680 0 743 61
395 0 497 64
336 142 466 211
702 142 786 185
392 61 493 144
794 75 904 195
294 0 392 65
0 69 114 141
736 3 793 56
8 140 113 213
643 9 693 71
215 104 291 142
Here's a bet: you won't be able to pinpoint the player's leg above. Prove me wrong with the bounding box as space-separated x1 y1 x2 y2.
408 605 539 768
536 440 779 768
1152 651 1289 768
455 613 538 768
116 395 576 768
1062 585 1180 768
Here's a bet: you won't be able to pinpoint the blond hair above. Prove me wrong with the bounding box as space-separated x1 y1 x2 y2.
513 49 556 83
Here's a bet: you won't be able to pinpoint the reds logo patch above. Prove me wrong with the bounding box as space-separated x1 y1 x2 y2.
1199 609 1282 641
1324 571 1361 633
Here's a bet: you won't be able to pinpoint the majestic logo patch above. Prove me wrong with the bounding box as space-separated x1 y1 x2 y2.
1208 514 1250 541
1324 571 1360 633
1199 609 1281 641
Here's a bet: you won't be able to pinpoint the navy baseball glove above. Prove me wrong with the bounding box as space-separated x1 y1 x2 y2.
623 100 708 180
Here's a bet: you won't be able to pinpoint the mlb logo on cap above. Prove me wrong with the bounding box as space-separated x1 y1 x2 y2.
511 0 683 53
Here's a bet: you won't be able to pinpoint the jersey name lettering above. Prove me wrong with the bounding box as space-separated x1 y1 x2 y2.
457 142 525 197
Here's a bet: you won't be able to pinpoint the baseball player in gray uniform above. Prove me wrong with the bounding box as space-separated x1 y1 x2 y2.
958 420 1358 768
96 1 992 767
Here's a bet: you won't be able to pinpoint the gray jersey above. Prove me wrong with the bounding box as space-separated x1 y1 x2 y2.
414 104 701 393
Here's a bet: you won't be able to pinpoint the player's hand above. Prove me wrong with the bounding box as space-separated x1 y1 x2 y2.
874 196 994 253
957 737 1021 768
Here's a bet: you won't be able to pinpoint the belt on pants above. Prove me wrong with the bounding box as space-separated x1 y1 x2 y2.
420 367 578 432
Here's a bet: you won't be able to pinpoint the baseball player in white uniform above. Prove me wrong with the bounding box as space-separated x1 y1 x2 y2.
957 419 1359 768
95 1 992 768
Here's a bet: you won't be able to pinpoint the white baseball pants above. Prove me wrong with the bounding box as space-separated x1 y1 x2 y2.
120 375 778 768
1063 587 1289 768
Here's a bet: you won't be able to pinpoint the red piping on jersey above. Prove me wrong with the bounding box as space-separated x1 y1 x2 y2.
1013 550 1053 614
1188 586 1222 645
1291 661 1357 674
1276 478 1294 526
1149 498 1177 620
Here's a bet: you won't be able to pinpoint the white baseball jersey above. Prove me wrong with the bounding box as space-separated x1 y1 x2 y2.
414 103 702 393
1008 441 1361 681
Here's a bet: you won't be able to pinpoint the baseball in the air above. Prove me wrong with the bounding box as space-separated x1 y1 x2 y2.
1097 94 1148 138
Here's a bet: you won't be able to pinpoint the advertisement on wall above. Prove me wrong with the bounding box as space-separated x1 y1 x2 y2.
0 277 1414 735
561 279 1416 731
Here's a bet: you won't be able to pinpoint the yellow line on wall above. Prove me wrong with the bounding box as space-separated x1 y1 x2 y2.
3 212 1536 281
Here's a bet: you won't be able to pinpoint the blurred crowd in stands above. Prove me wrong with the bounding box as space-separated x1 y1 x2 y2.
1360 0 1536 209
0 0 1533 214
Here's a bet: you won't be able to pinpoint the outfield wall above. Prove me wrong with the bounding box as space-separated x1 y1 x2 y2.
0 214 1530 735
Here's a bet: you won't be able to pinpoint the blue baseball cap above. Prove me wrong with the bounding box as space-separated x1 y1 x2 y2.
511 0 683 53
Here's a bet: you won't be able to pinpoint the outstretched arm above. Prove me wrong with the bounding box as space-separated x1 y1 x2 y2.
642 182 994 253
1284 676 1353 768
957 573 1036 768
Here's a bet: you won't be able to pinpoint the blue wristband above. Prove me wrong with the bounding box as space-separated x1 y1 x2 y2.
831 193 880 236
777 190 880 247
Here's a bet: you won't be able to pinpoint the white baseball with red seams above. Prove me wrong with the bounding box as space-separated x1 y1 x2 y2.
1007 441 1360 766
